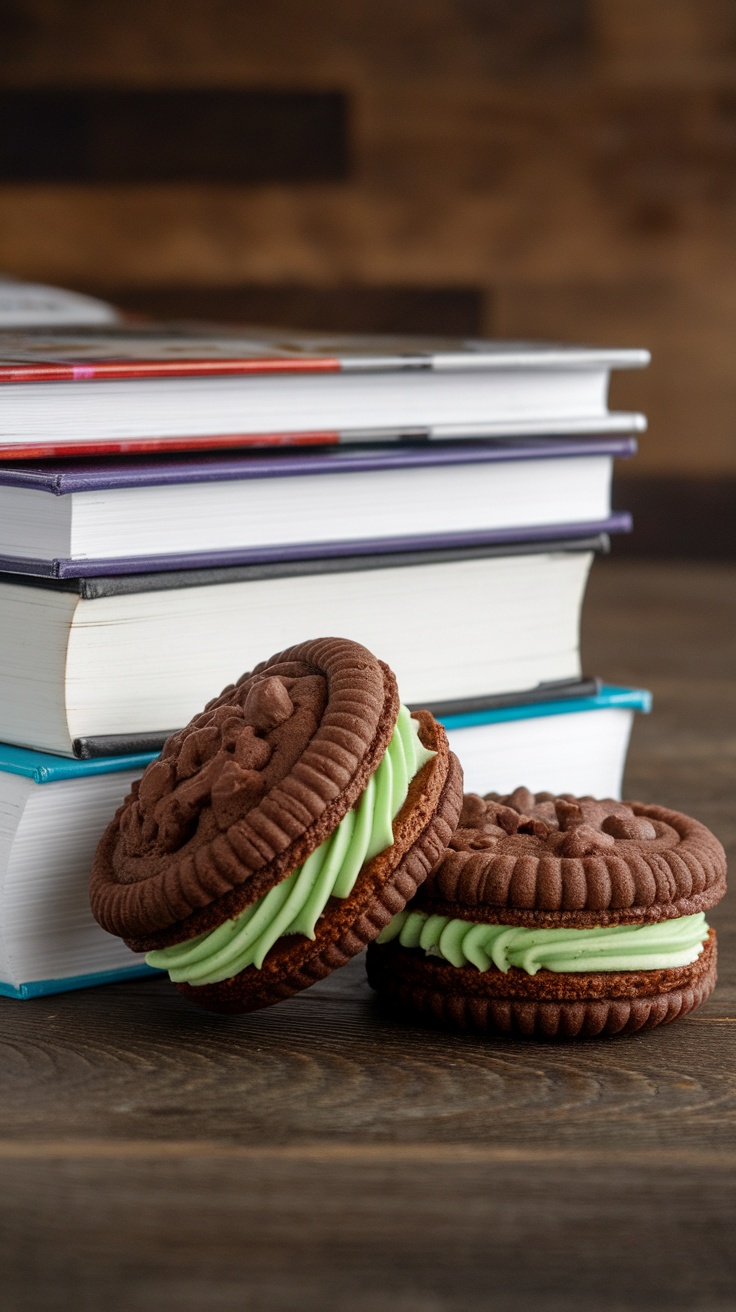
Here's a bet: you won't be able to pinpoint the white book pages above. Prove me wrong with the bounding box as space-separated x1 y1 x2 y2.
447 707 635 800
0 769 145 989
70 550 591 746
0 550 593 753
0 367 619 445
0 454 613 563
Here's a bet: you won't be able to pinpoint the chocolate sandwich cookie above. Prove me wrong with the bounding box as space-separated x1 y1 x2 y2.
367 788 726 1040
90 637 463 1013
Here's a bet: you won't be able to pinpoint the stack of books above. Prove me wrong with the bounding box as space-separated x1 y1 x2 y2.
0 302 651 997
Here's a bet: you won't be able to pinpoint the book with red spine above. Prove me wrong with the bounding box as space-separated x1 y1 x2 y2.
0 324 649 458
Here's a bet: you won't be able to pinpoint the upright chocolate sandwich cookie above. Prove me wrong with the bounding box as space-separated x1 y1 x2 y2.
91 637 463 1013
367 788 726 1039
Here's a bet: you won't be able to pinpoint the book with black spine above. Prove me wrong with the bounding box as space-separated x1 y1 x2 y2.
0 534 610 756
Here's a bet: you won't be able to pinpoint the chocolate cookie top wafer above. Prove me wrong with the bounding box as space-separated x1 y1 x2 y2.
91 637 403 951
420 788 727 928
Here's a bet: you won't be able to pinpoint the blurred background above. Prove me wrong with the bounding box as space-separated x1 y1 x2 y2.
0 0 734 554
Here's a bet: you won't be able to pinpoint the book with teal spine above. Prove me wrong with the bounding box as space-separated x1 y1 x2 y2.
0 746 155 999
0 683 650 1000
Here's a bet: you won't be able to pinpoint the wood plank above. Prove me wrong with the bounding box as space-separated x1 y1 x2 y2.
0 0 591 85
0 961 734 1150
2 1153 735 1311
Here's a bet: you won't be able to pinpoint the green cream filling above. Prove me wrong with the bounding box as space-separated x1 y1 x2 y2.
376 909 710 975
147 705 435 985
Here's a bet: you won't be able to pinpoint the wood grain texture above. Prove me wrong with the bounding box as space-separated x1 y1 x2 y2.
0 89 349 184
0 0 592 84
3 1153 736 1312
0 561 735 1308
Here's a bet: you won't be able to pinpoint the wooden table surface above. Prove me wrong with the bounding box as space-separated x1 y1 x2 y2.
2 560 735 1312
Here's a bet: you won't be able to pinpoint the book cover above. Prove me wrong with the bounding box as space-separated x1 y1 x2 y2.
0 740 161 782
0 532 612 596
436 683 652 731
0 516 630 579
0 325 651 384
0 965 156 1001
0 434 638 493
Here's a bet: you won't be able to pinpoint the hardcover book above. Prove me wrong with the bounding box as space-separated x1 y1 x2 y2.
0 535 608 756
0 435 634 577
0 325 649 457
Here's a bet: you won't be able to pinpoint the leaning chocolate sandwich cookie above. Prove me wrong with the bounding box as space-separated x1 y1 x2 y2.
367 788 726 1039
90 637 463 1013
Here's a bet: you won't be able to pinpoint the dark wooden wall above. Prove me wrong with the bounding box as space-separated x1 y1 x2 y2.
1 0 735 484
